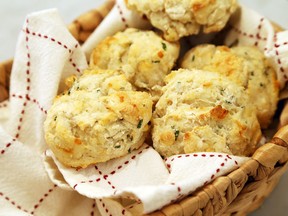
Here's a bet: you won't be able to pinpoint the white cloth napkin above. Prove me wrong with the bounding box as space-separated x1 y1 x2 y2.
0 9 100 216
1 0 288 215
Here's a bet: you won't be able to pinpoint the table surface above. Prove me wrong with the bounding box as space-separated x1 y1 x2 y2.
0 0 287 215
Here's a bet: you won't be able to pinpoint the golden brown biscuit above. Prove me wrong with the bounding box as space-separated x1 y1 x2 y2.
44 69 153 168
125 0 238 41
90 28 180 100
181 44 249 86
231 46 279 128
152 69 262 157
181 45 279 128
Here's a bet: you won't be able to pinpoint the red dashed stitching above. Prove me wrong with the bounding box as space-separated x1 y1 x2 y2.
232 27 260 39
273 33 286 75
0 100 28 154
25 29 72 53
226 154 239 166
209 155 239 181
166 153 240 186
97 198 128 216
69 44 82 74
0 192 30 213
23 29 82 74
73 146 150 190
90 199 96 216
168 153 226 161
116 4 129 28
1 16 84 215
11 93 47 114
94 166 117 191
0 138 16 155
69 57 81 73
254 18 266 46
0 19 33 155
30 184 57 215
25 27 32 95
98 199 113 216
275 41 288 48
169 183 184 204
231 17 267 44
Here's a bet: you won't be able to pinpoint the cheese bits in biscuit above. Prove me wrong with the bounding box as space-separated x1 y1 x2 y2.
90 28 180 100
125 0 238 41
152 69 262 157
181 44 279 128
44 69 153 168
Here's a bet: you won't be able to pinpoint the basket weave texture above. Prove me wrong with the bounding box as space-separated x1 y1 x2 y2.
1 1 288 215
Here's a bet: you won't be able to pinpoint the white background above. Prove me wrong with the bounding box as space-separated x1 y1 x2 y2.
0 0 287 215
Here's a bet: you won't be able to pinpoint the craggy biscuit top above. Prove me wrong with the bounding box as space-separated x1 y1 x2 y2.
231 46 279 128
90 28 180 100
152 69 262 157
181 44 279 128
181 44 249 86
44 69 153 168
125 0 238 41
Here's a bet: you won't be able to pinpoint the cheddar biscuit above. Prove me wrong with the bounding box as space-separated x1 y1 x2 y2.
125 0 238 41
152 69 261 157
181 45 279 128
90 28 180 100
44 69 153 168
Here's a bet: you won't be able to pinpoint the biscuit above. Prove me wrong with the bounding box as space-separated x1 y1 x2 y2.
231 46 279 128
44 69 153 168
90 28 180 100
125 0 238 41
181 45 279 128
152 69 262 157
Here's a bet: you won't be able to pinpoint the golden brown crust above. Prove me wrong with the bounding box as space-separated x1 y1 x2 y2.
231 46 279 128
181 44 279 128
90 28 180 101
152 69 262 157
181 44 249 86
210 105 229 120
125 0 238 41
44 68 153 168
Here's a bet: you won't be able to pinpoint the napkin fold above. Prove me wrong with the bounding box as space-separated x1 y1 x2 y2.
44 144 247 214
0 9 96 216
1 0 288 215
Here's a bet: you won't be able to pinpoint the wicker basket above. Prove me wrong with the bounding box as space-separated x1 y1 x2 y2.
1 1 288 215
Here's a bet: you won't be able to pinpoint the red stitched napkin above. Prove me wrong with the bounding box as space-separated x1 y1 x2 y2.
0 8 100 215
